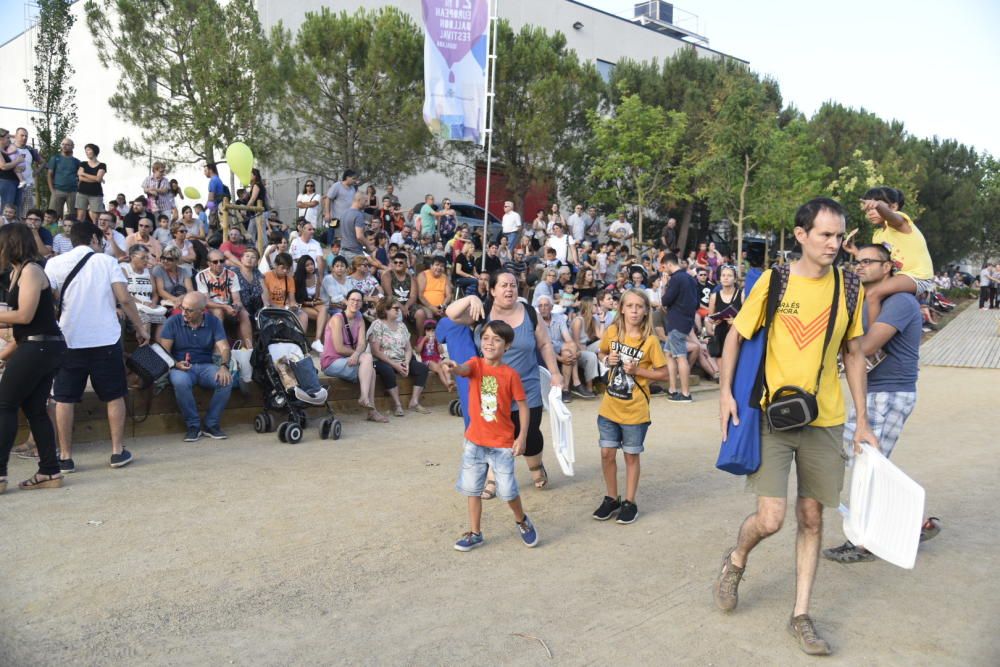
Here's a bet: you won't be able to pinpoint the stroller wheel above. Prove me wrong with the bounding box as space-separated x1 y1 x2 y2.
448 399 458 416
254 412 272 434
455 403 463 418
277 421 290 443
320 417 336 440
331 419 343 440
285 422 303 444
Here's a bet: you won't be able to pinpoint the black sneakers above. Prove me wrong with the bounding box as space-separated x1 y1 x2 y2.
668 392 693 403
203 425 228 440
109 449 134 469
616 500 639 524
184 428 202 442
58 458 75 474
592 495 621 521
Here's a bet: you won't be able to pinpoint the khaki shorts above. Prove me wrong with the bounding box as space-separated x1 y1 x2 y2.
74 193 105 212
746 425 847 508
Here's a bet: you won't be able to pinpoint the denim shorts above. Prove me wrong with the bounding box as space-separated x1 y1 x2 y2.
666 329 688 358
597 414 649 454
455 439 519 501
323 356 359 383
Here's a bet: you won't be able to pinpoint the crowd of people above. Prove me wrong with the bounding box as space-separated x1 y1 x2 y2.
0 135 952 656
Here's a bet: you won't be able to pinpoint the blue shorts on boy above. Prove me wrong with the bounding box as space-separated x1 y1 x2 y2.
454 357 526 501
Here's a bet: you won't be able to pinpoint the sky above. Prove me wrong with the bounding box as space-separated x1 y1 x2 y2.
4 0 998 156
586 0 1000 156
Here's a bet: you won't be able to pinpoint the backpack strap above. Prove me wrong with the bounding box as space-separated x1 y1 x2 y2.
843 268 861 332
750 267 787 407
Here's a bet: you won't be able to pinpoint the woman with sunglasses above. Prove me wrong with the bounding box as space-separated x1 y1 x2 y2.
152 247 194 315
369 297 430 416
296 179 320 227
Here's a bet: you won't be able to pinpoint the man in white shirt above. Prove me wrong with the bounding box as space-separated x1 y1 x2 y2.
290 220 325 274
545 222 576 265
46 221 147 473
608 212 635 254
501 200 522 249
568 204 586 243
196 249 252 348
96 211 127 260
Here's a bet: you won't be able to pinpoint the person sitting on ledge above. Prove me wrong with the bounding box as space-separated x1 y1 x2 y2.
158 292 234 443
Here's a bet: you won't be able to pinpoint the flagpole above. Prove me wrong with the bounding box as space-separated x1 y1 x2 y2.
480 0 498 273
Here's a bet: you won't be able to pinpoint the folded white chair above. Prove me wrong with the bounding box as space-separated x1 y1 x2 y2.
547 386 575 477
839 443 925 569
538 365 552 411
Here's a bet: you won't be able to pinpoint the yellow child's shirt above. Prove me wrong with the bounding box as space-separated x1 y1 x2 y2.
871 212 933 279
733 267 865 427
598 325 667 425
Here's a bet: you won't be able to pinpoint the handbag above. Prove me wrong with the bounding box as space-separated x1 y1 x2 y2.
126 342 174 389
763 267 842 432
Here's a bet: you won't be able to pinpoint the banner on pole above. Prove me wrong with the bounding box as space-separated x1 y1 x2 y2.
421 0 490 145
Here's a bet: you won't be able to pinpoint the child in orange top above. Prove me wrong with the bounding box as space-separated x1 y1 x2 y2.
442 321 537 551
846 187 934 325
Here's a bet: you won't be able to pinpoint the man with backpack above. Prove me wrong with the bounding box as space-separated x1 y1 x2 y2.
714 198 877 656
45 222 148 473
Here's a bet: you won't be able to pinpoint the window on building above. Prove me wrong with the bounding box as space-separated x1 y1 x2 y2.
596 59 615 83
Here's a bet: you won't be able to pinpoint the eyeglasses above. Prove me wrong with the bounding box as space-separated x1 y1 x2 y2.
177 229 187 234
209 259 224 264
181 307 202 314
856 258 890 267
162 256 177 261
25 216 41 222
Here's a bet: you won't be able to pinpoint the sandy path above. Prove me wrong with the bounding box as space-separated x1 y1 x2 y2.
0 365 997 665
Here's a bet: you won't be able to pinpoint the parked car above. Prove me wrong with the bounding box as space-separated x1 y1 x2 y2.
408 201 502 240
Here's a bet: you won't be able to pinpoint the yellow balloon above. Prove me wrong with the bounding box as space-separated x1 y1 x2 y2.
225 142 254 185
183 186 201 199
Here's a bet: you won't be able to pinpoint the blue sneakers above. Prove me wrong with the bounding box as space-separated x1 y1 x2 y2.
454 531 485 552
517 515 538 548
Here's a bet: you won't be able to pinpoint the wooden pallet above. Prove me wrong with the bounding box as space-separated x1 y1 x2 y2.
920 307 1000 369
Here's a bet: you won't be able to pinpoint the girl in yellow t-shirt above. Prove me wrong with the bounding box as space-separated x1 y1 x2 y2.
593 288 669 525
846 187 934 325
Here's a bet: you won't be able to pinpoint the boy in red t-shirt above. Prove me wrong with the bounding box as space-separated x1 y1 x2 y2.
442 320 538 551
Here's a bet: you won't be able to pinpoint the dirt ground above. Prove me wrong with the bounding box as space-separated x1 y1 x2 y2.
1 365 997 666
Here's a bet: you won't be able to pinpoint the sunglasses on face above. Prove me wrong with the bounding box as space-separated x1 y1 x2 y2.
209 259 224 265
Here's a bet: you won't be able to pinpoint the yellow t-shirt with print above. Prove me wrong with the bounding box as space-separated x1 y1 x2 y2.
598 325 667 425
733 267 865 427
871 212 933 279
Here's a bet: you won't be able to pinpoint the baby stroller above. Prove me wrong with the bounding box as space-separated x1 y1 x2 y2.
251 307 343 443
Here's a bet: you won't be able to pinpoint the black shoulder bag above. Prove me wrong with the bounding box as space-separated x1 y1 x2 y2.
764 267 842 432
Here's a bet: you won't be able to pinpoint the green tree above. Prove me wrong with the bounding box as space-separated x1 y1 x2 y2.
752 117 830 258
910 138 982 265
699 73 781 270
608 50 763 252
975 155 1000 262
487 21 603 211
84 0 273 167
586 92 687 243
25 0 78 206
263 7 429 185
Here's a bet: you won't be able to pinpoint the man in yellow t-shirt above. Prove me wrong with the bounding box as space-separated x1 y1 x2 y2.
845 187 934 325
714 197 877 657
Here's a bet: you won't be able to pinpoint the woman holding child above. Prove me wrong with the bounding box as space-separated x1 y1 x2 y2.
446 271 565 494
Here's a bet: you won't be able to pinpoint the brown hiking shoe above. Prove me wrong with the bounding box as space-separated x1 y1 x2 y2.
787 614 832 656
713 547 744 612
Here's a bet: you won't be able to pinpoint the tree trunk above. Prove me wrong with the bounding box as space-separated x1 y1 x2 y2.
779 228 786 264
678 199 694 257
736 154 750 278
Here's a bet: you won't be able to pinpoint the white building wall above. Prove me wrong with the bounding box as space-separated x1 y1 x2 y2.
1 1 742 220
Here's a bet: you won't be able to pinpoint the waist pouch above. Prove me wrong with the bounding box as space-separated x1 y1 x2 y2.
765 385 818 431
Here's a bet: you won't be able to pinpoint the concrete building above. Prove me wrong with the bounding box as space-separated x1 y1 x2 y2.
0 1 743 221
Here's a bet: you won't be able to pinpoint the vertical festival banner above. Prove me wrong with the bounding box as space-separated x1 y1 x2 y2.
421 0 490 145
